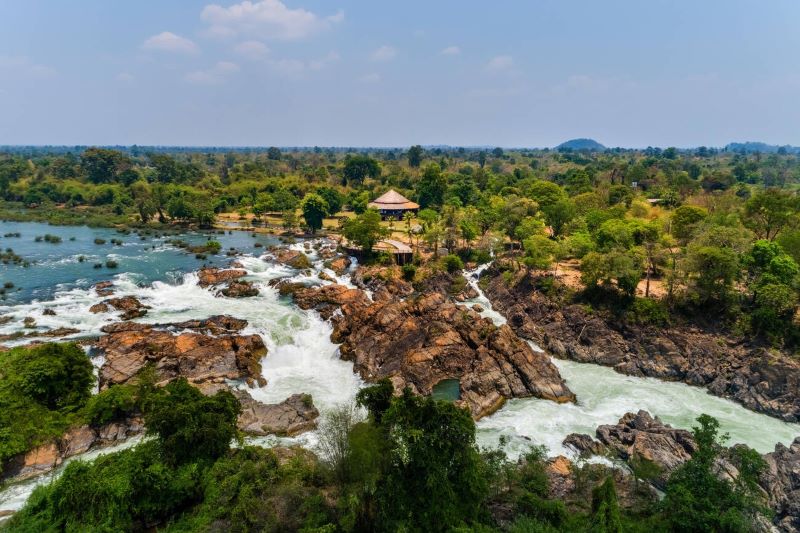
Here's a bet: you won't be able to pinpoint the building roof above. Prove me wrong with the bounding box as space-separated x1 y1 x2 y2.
368 189 420 210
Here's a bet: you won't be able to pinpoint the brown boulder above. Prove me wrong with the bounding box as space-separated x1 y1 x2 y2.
272 249 312 269
237 392 320 437
94 316 267 390
94 280 114 296
761 437 800 532
292 283 370 320
198 267 247 287
89 296 149 320
217 280 259 298
325 256 351 275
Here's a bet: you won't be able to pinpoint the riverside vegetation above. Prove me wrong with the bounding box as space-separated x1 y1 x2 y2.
2 143 800 531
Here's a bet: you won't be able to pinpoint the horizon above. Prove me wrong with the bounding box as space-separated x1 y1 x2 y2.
2 1 800 146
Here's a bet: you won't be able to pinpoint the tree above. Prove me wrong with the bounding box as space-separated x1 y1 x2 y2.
301 193 329 234
743 189 797 240
342 155 381 185
267 147 282 160
662 414 766 532
407 145 423 167
526 180 567 210
523 235 561 273
9 343 93 411
590 477 622 533
581 250 643 297
669 205 705 240
684 245 739 305
417 163 447 208
373 386 487 532
81 148 130 184
316 186 344 216
341 208 388 257
130 180 155 223
145 378 240 465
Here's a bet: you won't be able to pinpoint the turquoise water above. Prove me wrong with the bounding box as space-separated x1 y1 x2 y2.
432 378 461 401
0 221 280 304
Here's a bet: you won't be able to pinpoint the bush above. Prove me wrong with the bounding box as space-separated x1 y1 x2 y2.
82 384 139 427
442 254 465 273
628 298 670 326
401 263 417 281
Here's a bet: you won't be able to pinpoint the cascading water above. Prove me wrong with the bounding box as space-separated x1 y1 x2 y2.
465 263 800 459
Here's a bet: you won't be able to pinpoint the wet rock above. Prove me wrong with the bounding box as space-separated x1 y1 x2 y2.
352 265 413 301
42 308 56 316
471 304 484 313
197 267 247 287
299 285 574 419
594 410 696 487
318 271 335 283
236 392 319 437
94 280 114 296
563 433 607 457
95 317 267 390
483 268 800 422
272 249 312 269
325 256 351 275
89 296 149 320
217 280 259 298
10 443 60 481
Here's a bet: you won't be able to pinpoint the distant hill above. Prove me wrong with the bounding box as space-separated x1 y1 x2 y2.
725 142 800 154
556 138 606 151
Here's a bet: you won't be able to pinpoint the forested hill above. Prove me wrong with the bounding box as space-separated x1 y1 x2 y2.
555 138 606 151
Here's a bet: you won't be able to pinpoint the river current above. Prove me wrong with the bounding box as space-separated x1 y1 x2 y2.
1 221 798 514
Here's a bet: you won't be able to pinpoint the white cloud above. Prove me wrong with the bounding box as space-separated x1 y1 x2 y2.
115 72 135 82
486 55 513 71
234 40 269 59
441 45 460 56
359 73 381 83
185 61 240 84
201 0 343 40
370 45 396 62
142 31 198 53
0 56 56 78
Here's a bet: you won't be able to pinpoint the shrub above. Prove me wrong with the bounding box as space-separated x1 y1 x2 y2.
442 254 465 273
401 263 417 281
628 298 670 326
82 384 139 427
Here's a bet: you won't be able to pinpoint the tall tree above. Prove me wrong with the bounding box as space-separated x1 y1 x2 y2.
407 145 423 168
301 193 329 234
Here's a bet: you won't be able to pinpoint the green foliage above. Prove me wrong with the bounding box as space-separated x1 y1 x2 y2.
342 155 381 185
671 205 707 240
661 415 767 532
628 297 670 326
442 253 465 273
341 208 388 256
581 250 642 297
401 263 417 281
683 245 739 306
0 343 93 464
301 193 329 234
82 384 139 427
316 186 344 216
145 378 241 465
590 477 622 533
418 163 447 208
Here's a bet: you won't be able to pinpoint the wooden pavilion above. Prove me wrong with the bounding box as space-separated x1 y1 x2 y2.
368 190 419 220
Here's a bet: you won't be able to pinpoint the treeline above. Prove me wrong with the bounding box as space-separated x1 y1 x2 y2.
3 357 768 532
3 146 800 345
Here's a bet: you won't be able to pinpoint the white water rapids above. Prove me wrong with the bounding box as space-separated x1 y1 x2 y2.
1 250 799 516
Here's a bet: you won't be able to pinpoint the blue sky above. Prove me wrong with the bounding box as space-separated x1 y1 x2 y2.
1 0 799 147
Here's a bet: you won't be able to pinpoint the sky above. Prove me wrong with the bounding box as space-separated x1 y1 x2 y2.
1 0 799 148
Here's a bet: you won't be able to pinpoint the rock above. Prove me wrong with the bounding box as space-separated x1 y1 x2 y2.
217 280 259 298
236 392 320 437
761 437 800 532
318 272 335 283
10 443 60 481
60 425 98 457
483 268 800 422
95 316 267 390
594 411 696 487
291 283 370 320
42 309 56 316
472 304 484 313
197 267 247 287
563 433 607 457
94 280 114 296
89 296 149 320
325 256 351 275
298 286 575 419
273 249 312 269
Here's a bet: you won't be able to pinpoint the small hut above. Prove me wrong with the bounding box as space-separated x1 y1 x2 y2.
368 190 419 220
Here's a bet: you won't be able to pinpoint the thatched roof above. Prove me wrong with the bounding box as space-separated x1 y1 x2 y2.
368 190 419 210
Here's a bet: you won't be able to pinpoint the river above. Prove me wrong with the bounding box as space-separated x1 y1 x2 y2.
1 221 798 515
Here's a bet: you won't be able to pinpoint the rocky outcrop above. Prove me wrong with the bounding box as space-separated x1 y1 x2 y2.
1 417 144 482
236 392 319 437
352 265 414 301
271 249 312 269
94 280 114 296
89 296 150 320
324 256 351 275
217 280 259 298
291 284 575 419
197 267 247 287
761 438 800 532
484 268 800 422
94 316 267 390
